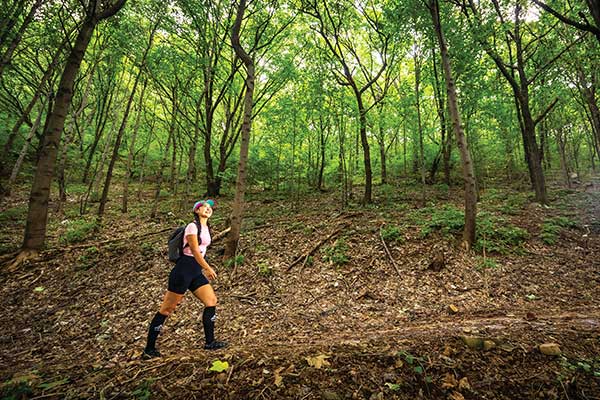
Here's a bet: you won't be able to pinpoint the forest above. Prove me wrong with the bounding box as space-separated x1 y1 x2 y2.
0 0 599 398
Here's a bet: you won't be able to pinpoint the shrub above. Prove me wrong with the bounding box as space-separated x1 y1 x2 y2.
224 254 244 268
417 205 465 238
61 219 98 244
322 238 349 265
381 225 404 243
475 212 528 254
541 216 577 245
257 262 273 277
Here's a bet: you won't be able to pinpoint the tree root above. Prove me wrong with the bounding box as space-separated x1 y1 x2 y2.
3 249 39 273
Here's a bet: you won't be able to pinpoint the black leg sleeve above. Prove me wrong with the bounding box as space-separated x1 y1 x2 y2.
145 312 167 351
202 306 216 344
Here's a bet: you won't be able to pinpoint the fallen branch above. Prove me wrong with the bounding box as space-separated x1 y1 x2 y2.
380 224 402 277
286 223 349 271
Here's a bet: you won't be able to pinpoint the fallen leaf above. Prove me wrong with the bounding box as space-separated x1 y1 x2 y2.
305 354 330 369
441 373 458 389
208 360 229 372
448 391 465 400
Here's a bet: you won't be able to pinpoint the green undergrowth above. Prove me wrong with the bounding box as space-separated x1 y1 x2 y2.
59 218 98 245
540 216 578 245
0 205 27 224
322 238 349 266
410 205 528 254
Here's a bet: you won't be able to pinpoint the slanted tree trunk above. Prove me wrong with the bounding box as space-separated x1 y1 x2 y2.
2 34 68 168
430 0 477 249
22 0 127 251
7 102 45 196
225 0 255 258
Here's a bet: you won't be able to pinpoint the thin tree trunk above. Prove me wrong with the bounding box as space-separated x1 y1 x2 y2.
225 0 255 258
430 0 477 249
7 102 45 195
414 50 426 204
556 129 571 188
123 78 147 213
151 126 174 219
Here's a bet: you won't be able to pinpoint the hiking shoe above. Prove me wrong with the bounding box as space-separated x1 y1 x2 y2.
142 348 161 359
204 340 228 350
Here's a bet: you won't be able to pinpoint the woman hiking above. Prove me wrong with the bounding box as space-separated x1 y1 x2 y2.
143 199 227 358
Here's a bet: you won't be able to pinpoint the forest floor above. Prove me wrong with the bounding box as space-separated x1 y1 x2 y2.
0 177 599 399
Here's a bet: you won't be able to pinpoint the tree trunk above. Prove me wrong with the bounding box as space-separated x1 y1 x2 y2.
123 78 147 213
83 75 117 183
22 19 97 250
151 125 174 219
430 0 477 249
414 50 426 203
555 129 571 188
6 102 45 196
225 0 254 258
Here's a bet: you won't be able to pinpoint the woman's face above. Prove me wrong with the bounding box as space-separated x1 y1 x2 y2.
197 203 213 218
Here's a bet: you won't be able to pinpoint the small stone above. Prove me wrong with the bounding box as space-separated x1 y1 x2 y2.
483 340 496 351
461 336 484 350
539 343 561 356
448 304 459 314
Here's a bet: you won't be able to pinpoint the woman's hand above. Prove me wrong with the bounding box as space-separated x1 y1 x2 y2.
203 266 217 280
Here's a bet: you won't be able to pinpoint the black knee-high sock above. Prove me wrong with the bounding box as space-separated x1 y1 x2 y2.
202 306 216 344
145 312 167 351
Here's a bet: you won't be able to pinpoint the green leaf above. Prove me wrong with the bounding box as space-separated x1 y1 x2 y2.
209 360 229 372
414 366 424 374
33 287 45 292
385 382 401 391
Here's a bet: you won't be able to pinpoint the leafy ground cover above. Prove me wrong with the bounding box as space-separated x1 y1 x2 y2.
0 178 599 399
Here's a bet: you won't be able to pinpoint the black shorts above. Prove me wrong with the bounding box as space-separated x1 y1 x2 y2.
168 255 209 294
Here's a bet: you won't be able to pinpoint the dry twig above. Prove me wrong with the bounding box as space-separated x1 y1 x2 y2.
379 224 402 277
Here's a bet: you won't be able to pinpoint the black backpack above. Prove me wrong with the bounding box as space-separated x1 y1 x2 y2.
168 221 201 262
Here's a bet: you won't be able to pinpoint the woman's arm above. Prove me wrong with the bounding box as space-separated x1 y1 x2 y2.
186 233 217 280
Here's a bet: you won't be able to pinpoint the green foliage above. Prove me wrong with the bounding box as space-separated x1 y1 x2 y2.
257 262 273 277
140 241 155 256
0 372 38 399
475 213 529 254
381 225 404 243
476 256 497 270
131 378 154 400
560 356 600 378
396 350 432 384
224 255 244 268
77 246 99 269
416 205 465 237
541 216 577 245
322 239 349 266
61 219 98 245
0 205 27 223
